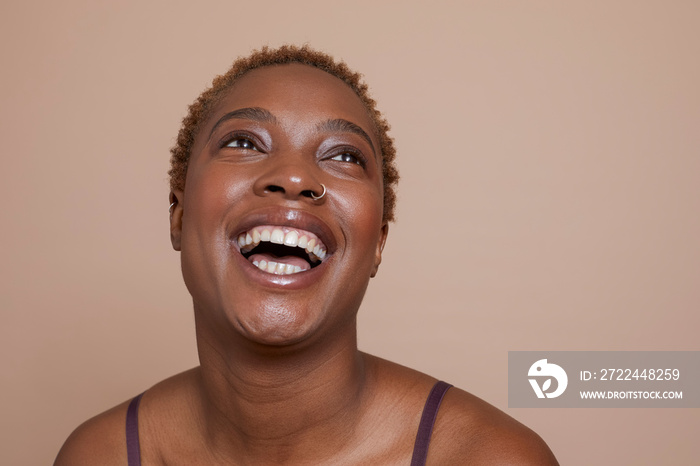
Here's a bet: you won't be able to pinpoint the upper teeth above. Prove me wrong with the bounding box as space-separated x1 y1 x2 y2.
237 226 327 262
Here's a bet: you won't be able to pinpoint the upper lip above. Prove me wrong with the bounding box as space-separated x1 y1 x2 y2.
230 207 337 256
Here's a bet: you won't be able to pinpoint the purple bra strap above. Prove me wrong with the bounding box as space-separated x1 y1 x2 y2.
125 393 144 466
410 381 452 466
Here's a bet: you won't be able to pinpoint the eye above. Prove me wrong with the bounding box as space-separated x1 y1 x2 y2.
331 151 364 166
225 136 259 151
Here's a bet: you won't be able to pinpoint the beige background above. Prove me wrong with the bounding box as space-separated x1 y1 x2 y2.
1 1 698 464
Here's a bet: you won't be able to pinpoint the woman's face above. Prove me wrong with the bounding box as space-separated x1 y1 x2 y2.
171 64 388 347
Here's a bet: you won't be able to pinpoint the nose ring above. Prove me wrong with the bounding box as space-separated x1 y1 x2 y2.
310 183 327 201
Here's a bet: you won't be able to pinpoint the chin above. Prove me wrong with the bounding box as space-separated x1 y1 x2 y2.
232 302 321 348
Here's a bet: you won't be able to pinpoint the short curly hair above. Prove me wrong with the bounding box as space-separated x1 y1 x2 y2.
168 45 399 222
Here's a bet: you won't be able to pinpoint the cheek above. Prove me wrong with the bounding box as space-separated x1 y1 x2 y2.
179 165 249 292
184 164 250 228
334 185 384 258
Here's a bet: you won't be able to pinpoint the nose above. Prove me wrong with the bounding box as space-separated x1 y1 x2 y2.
253 159 325 202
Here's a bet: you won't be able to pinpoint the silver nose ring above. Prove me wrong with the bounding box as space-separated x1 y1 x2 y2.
310 183 326 201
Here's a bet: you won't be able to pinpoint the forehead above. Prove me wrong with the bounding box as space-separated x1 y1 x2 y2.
205 64 377 138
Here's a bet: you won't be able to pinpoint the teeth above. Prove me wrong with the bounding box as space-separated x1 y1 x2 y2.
270 228 284 244
251 259 307 275
298 235 308 249
237 225 329 268
284 230 299 247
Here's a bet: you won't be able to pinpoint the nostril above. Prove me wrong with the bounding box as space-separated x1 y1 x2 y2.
267 185 285 193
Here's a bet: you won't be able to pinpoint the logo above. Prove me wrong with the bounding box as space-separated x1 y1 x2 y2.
528 359 568 398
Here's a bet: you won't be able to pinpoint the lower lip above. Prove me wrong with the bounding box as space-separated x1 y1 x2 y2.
231 243 330 290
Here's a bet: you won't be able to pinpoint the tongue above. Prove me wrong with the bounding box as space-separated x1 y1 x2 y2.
248 253 311 269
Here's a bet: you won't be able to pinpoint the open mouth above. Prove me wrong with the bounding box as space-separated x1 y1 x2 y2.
237 225 328 275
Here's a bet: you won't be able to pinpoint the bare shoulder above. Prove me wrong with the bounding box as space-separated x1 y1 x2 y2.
363 355 558 464
429 387 559 465
53 397 132 466
54 369 199 466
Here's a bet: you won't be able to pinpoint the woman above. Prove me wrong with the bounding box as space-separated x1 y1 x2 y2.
55 45 558 465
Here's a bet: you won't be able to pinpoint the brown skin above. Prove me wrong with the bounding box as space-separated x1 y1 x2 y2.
55 64 558 465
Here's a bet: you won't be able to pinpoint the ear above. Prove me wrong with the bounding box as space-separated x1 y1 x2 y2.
169 190 184 251
370 222 389 278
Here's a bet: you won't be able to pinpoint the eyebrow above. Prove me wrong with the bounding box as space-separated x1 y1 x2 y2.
209 107 279 137
317 118 376 155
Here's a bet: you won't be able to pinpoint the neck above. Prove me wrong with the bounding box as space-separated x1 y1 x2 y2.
191 309 370 463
